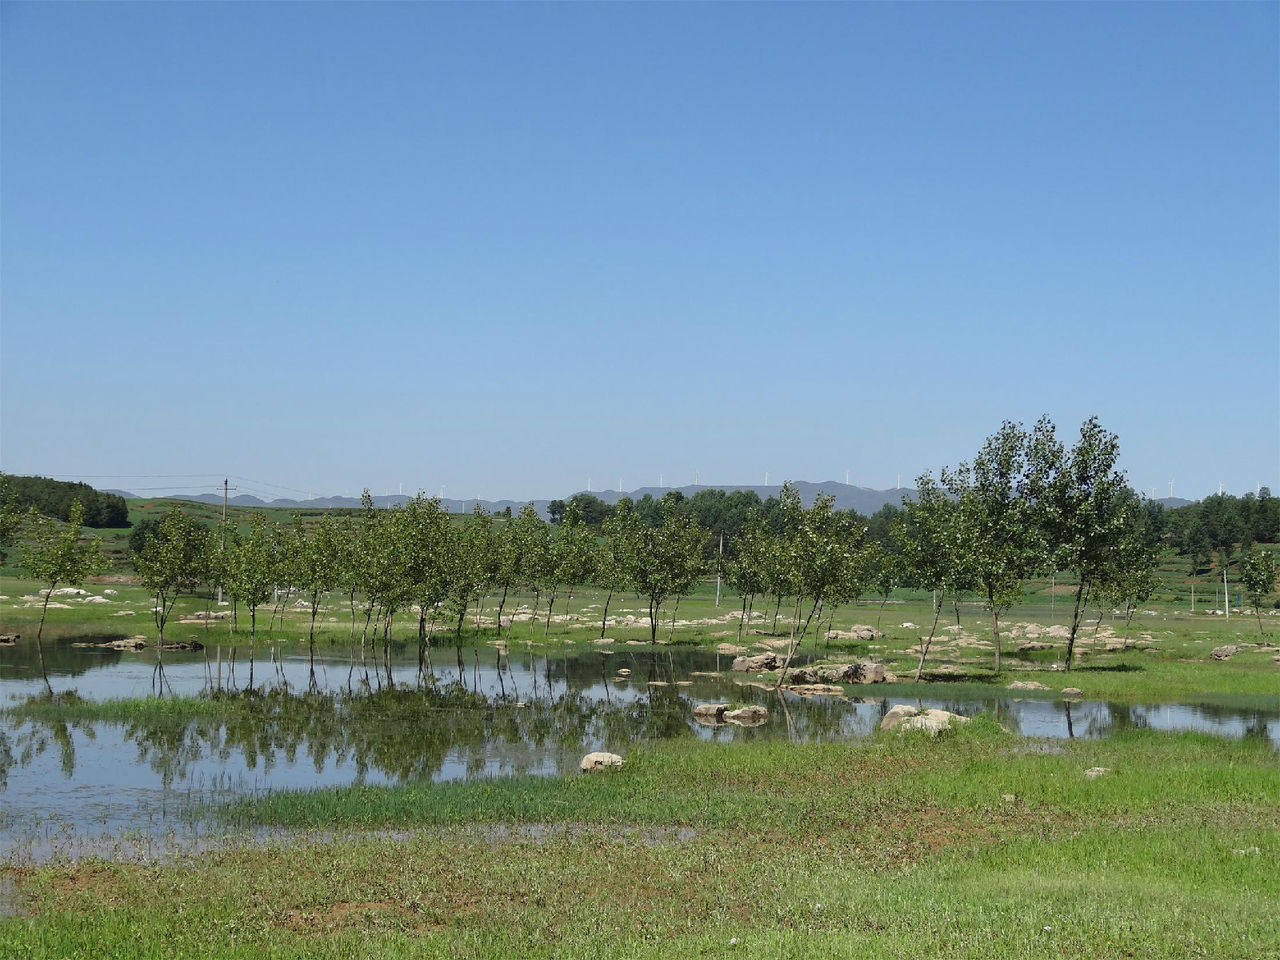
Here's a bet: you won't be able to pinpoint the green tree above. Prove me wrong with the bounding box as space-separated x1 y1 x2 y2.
724 508 771 643
633 493 707 642
510 505 550 637
399 495 451 680
898 475 961 682
597 497 641 638
0 476 23 564
133 507 209 695
1102 493 1160 639
1042 417 1129 670
943 420 1048 672
19 499 103 695
221 513 279 691
448 505 494 637
1239 547 1277 634
546 500 597 634
488 517 521 636
291 515 346 692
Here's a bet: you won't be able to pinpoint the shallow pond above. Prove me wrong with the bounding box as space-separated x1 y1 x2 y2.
0 637 1276 859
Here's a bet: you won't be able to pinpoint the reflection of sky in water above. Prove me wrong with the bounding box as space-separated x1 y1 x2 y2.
0 643 1275 852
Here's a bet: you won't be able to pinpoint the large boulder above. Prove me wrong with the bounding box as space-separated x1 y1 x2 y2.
724 705 769 726
731 653 779 673
784 683 846 696
880 704 920 731
1007 680 1050 691
881 704 969 735
1211 645 1240 661
825 625 885 642
580 752 624 773
693 703 729 725
787 660 886 686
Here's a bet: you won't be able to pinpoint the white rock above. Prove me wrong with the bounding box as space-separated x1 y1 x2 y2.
579 752 624 773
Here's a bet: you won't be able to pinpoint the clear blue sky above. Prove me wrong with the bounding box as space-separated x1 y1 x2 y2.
2 2 1276 503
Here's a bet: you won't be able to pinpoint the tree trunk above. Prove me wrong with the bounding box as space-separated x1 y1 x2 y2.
600 587 614 638
308 595 320 694
248 606 257 691
1064 581 1088 670
667 596 682 643
543 590 557 635
913 593 945 683
775 596 820 690
35 583 56 697
988 584 1002 673
771 596 782 634
649 597 659 642
736 594 748 643
495 584 509 636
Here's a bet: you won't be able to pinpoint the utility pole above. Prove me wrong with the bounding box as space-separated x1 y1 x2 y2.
715 533 724 607
217 477 228 604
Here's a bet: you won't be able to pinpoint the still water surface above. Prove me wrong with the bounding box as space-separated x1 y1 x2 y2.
1 639 1276 858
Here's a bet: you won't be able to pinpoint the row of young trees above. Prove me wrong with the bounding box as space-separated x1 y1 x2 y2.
5 416 1276 699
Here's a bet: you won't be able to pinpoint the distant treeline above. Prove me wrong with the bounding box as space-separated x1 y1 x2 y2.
552 486 1279 567
0 475 129 528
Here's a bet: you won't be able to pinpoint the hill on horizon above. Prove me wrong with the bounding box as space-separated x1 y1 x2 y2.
105 481 921 519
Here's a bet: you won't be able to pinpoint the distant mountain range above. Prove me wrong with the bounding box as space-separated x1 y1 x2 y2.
106 484 1196 519
107 481 924 519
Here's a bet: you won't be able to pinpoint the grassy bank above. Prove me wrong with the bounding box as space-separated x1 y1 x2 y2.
2 727 1276 958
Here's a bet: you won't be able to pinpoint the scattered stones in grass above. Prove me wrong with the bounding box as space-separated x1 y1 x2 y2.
1007 680 1051 691
716 643 747 655
579 752 623 773
1212 645 1240 661
1083 767 1111 780
1061 687 1083 698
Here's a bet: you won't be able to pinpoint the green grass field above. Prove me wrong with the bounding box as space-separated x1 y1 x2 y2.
2 727 1276 958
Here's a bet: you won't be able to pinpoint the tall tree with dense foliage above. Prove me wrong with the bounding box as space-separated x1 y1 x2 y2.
943 420 1048 672
632 492 708 642
19 499 103 695
134 507 209 694
1239 547 1277 634
1042 417 1129 670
